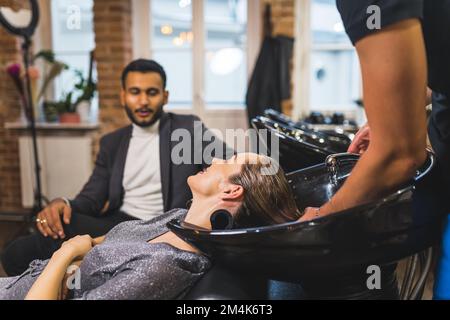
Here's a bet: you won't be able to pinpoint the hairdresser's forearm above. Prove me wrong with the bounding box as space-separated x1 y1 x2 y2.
320 19 428 216
319 146 425 215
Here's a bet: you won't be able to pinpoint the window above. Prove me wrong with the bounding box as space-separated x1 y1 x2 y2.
203 0 248 109
50 0 97 120
294 0 361 116
310 0 360 110
148 0 258 112
151 0 193 108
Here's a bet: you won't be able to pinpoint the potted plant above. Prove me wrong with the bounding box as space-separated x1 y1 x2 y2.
73 69 97 123
42 100 60 123
57 92 80 124
5 49 68 123
34 50 69 105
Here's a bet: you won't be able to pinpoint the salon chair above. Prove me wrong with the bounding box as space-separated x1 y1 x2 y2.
251 116 350 172
176 151 446 300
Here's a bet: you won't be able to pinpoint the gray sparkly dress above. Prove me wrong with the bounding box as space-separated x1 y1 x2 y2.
0 209 211 300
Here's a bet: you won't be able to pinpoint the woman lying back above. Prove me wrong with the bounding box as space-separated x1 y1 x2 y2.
0 153 299 300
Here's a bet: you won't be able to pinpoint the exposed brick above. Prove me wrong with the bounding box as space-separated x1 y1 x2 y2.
263 0 295 115
94 0 133 134
0 26 22 211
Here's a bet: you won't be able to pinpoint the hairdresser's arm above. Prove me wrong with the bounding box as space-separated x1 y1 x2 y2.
313 19 428 218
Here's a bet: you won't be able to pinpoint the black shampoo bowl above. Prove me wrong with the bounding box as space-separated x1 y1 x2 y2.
263 108 354 147
251 116 351 172
170 151 446 299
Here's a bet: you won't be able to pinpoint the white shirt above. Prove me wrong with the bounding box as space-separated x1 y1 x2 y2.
120 121 164 220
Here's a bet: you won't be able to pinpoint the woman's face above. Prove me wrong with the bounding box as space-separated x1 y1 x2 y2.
188 153 261 197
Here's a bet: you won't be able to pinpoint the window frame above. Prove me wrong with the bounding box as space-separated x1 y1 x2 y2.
132 0 262 119
293 0 362 121
39 0 97 121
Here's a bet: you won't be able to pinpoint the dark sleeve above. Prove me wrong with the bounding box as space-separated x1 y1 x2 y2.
336 0 424 45
69 136 111 217
73 254 202 300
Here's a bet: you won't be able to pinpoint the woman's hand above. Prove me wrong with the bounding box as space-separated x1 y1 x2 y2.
348 124 370 155
26 235 98 300
60 235 95 260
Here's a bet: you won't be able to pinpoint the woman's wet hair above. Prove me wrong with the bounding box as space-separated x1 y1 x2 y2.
229 155 300 228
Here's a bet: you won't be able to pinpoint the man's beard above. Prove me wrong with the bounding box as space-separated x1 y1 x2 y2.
124 104 164 128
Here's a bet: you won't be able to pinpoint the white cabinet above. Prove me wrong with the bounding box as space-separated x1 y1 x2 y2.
6 123 99 208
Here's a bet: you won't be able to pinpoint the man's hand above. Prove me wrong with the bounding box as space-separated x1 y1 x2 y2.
348 124 370 155
36 198 72 239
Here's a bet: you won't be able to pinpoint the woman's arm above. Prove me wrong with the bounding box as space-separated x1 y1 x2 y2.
25 250 76 300
25 235 94 300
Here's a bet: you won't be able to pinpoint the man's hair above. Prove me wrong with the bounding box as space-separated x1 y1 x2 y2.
229 155 300 228
121 59 167 89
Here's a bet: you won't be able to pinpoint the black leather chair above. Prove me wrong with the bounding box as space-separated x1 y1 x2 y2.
174 151 446 300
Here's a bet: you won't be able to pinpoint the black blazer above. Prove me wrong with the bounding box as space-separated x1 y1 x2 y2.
70 112 231 217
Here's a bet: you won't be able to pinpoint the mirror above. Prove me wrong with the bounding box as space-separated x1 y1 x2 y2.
0 0 39 38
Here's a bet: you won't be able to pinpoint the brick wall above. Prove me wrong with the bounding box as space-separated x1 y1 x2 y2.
264 0 295 116
266 0 295 38
93 0 133 136
0 26 22 211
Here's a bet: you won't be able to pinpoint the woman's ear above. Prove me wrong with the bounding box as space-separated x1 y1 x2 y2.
221 184 243 200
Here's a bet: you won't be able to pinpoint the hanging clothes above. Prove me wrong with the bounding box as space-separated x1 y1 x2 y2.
246 4 294 125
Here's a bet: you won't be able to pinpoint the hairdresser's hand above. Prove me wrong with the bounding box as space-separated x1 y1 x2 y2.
298 207 321 222
348 123 370 155
36 198 72 240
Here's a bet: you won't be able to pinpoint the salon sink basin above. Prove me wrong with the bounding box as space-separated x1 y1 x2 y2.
168 151 446 284
251 116 351 172
263 108 355 144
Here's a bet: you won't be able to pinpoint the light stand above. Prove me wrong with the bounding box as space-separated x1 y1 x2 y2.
0 0 43 215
